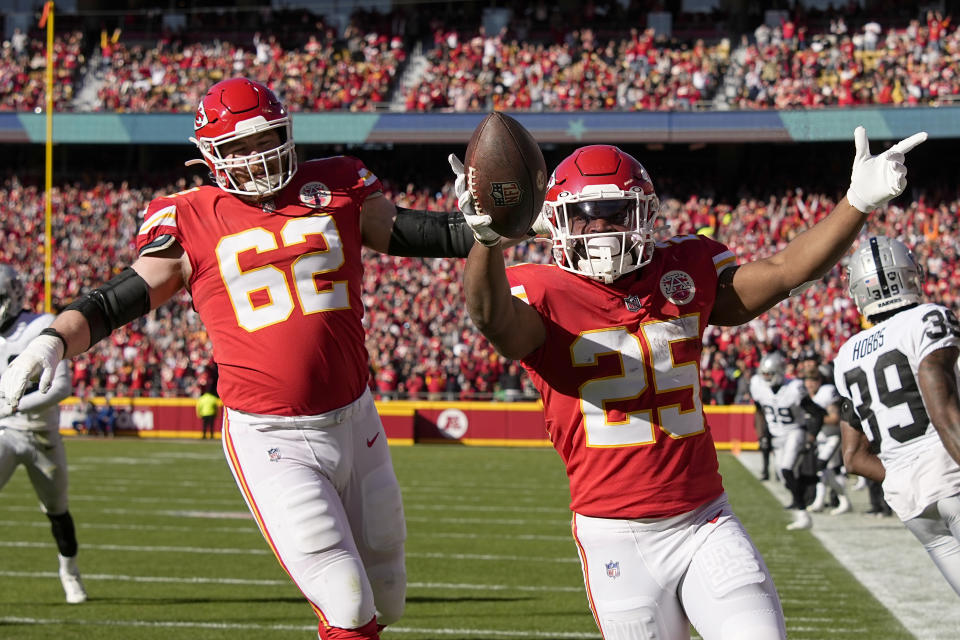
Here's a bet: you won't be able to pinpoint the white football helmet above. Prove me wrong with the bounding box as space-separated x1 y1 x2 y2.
0 263 24 329
758 352 787 387
847 236 924 318
542 145 660 284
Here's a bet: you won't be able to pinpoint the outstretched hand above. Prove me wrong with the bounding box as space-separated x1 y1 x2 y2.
847 126 927 213
448 154 501 247
0 334 64 414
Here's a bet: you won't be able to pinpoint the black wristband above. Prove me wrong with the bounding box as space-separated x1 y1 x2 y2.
39 327 68 354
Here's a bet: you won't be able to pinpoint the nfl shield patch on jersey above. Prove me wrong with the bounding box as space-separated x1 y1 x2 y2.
624 294 642 312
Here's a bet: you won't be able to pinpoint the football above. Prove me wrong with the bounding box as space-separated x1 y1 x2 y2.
464 112 547 239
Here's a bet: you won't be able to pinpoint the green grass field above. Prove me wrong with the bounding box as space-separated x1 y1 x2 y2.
0 439 913 639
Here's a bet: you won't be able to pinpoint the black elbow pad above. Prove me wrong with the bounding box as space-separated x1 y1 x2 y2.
388 208 475 258
64 267 151 346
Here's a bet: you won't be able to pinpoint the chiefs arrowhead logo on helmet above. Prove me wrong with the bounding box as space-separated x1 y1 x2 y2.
195 102 209 129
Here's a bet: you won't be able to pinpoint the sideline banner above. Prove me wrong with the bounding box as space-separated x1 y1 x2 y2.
59 397 759 449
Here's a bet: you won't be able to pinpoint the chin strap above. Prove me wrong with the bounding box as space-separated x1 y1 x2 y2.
577 237 636 284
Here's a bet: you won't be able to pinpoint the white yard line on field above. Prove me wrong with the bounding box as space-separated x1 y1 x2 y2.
0 618 602 639
0 539 578 563
0 570 583 592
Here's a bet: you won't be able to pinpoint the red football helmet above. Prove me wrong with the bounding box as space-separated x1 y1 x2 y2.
189 78 297 198
543 145 659 283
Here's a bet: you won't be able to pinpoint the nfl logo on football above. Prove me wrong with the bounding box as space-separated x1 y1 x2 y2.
490 181 522 207
605 561 620 579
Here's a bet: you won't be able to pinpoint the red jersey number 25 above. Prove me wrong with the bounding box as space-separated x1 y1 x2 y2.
574 315 704 447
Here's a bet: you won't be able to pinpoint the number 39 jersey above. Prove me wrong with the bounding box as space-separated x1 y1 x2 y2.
508 234 737 519
833 302 960 519
136 157 380 416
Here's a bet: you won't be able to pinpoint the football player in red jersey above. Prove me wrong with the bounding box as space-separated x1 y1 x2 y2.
456 129 926 639
0 78 497 640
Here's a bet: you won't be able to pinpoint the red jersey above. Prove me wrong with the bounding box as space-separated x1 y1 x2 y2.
507 234 737 518
136 156 381 416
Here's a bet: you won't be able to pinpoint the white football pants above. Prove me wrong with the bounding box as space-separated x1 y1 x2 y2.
903 494 960 596
222 389 406 632
573 493 786 640
0 426 69 514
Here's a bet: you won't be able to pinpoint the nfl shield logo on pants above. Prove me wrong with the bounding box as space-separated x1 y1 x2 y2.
605 561 620 579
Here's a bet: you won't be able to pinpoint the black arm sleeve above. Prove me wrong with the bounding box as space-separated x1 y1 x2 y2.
387 208 476 258
801 395 826 436
63 267 151 347
839 397 863 431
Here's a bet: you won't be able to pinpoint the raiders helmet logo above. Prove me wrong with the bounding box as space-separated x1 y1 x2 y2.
299 182 332 208
660 270 696 305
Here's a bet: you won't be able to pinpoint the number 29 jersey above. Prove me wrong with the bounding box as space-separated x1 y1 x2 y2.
136 157 380 417
833 302 960 519
507 234 737 519
748 376 809 438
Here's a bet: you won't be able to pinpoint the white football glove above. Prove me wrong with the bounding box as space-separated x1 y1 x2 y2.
846 126 927 213
447 153 502 247
0 334 64 414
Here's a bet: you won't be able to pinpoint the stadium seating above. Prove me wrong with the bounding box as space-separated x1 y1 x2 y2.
3 11 959 112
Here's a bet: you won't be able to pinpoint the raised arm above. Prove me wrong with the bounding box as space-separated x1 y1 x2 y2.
710 127 926 326
464 243 546 361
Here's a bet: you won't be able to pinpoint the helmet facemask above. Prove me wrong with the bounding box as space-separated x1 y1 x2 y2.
193 116 297 199
546 184 659 284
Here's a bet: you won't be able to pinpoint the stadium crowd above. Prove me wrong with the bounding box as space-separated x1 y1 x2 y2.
1 2 958 403
1 9 959 113
1 171 957 404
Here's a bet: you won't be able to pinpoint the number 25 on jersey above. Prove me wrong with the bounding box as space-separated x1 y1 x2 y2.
574 315 704 448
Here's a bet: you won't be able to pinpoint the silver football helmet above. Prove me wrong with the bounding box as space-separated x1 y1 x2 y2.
758 352 787 387
847 236 923 318
0 264 24 328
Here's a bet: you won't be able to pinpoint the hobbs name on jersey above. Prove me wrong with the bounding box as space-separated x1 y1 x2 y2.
851 329 885 360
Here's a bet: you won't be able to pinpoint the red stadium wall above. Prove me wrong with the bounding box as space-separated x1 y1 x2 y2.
58 397 759 449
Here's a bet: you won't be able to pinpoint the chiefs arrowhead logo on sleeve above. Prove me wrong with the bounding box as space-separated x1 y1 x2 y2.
659 270 696 305
299 182 332 208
